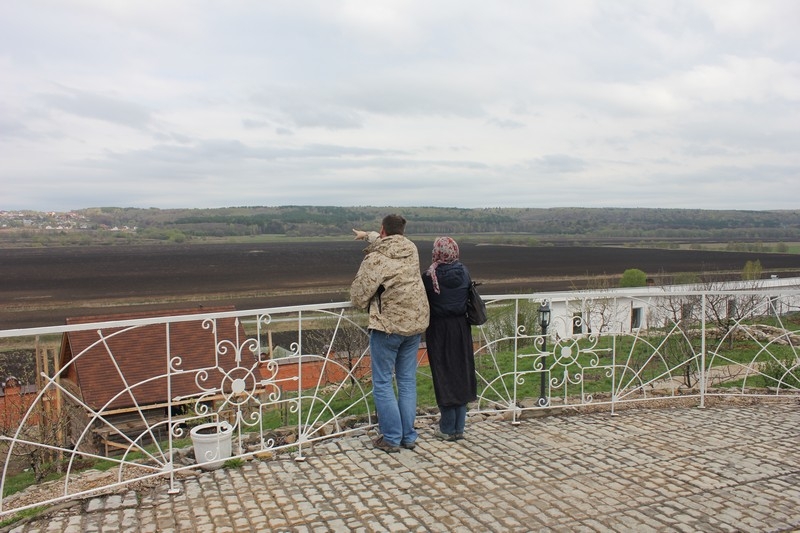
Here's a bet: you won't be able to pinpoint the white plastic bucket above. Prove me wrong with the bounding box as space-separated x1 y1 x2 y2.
190 421 233 470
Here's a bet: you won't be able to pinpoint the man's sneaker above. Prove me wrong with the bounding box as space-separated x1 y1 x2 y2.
373 436 400 453
433 429 457 441
400 441 417 450
454 433 465 440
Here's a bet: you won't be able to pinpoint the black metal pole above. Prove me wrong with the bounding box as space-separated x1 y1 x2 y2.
539 321 547 406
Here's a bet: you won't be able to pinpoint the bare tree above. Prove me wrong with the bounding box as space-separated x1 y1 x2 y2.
701 272 764 349
1 380 77 482
649 267 767 388
653 289 702 387
303 317 370 390
571 277 630 335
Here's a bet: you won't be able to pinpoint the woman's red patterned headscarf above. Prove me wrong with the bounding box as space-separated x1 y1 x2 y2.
426 236 460 294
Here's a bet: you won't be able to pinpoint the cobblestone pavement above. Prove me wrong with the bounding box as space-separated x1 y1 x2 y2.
5 403 800 532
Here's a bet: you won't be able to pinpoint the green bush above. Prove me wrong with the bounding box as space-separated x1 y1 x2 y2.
619 268 647 287
760 355 800 389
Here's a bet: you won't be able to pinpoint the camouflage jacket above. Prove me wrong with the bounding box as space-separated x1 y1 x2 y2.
350 234 430 336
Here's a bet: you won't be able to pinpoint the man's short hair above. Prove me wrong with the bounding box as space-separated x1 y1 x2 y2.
381 214 407 236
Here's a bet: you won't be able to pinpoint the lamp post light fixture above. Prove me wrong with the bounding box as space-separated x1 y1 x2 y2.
538 303 551 407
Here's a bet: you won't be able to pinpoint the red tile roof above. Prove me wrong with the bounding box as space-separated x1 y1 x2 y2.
60 306 249 411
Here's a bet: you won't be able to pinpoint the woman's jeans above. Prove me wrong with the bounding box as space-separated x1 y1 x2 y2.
369 331 421 446
439 404 467 435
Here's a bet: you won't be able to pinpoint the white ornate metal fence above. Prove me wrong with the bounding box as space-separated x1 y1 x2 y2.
2 284 800 519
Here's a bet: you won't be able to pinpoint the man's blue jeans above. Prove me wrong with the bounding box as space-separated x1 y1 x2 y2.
369 330 420 446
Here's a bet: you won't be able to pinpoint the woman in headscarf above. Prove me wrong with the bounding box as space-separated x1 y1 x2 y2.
422 237 478 441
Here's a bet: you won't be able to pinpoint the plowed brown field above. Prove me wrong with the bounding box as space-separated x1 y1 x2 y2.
2 241 798 329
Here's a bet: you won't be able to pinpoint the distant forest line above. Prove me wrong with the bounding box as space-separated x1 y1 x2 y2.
4 206 800 249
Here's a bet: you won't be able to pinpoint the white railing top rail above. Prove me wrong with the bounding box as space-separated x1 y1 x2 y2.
0 301 356 339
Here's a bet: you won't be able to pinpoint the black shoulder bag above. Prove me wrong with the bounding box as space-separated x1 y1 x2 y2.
466 281 488 325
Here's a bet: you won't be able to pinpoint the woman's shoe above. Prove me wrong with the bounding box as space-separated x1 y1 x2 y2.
433 429 456 441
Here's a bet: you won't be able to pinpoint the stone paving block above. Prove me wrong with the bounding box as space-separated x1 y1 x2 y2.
85 497 104 513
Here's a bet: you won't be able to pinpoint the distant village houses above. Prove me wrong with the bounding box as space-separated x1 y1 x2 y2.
0 210 90 230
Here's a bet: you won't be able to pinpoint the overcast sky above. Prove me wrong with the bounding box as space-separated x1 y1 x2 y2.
1 1 798 212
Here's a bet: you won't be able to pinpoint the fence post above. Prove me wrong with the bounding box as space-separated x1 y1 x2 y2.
699 294 706 408
511 299 521 425
610 334 617 416
610 297 619 416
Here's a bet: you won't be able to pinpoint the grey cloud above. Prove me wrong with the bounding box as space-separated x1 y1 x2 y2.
0 118 35 140
487 117 525 129
676 109 800 155
348 83 485 118
701 163 799 186
526 155 588 174
242 119 270 129
680 144 741 157
99 141 407 170
252 77 486 131
287 106 364 130
151 131 194 144
40 88 153 130
296 143 403 158
251 88 365 130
